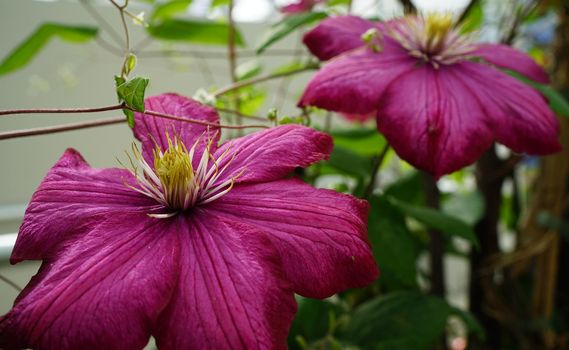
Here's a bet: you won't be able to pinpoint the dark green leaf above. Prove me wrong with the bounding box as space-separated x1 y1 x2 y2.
340 291 451 350
256 12 328 54
147 19 245 46
151 0 192 21
116 77 149 112
507 70 569 117
0 23 98 76
288 297 342 349
368 196 420 289
124 109 135 128
326 145 373 178
388 197 480 248
383 171 424 205
332 128 386 157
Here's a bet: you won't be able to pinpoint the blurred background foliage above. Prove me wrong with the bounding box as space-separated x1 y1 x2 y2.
1 0 569 349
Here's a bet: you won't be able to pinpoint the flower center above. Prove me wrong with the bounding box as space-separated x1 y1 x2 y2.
123 132 242 218
386 13 476 68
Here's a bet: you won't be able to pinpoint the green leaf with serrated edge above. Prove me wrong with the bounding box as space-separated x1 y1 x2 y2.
147 19 245 46
388 196 480 248
151 0 192 22
339 291 451 350
506 70 569 117
256 12 328 54
0 23 98 76
116 77 149 112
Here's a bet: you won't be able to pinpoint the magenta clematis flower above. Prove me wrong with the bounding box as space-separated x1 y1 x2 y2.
0 94 378 349
280 0 324 14
299 15 561 177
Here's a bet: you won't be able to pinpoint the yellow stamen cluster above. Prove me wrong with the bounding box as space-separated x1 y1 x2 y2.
123 131 243 218
425 13 454 43
153 136 195 210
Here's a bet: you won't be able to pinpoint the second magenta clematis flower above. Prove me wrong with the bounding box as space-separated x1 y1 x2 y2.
299 15 561 178
280 0 324 14
0 93 378 349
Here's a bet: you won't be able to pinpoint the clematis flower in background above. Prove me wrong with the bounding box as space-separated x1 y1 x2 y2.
299 14 561 178
280 0 324 14
0 93 378 350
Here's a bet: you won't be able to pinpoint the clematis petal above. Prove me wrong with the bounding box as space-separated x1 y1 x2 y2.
473 43 550 84
299 47 415 115
153 210 296 350
377 65 495 178
0 214 180 350
455 62 561 155
303 15 379 60
11 148 156 264
209 178 378 299
134 93 220 164
281 0 318 14
213 124 332 184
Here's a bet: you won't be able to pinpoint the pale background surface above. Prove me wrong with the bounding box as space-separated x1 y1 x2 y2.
0 0 470 337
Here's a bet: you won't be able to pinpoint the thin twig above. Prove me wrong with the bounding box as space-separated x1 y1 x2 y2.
0 116 125 140
136 48 305 59
80 0 124 47
213 64 318 97
0 274 22 292
136 108 269 130
363 144 390 198
0 104 125 116
227 0 242 132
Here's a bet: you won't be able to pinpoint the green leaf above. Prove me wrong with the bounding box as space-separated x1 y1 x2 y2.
211 0 229 8
116 77 149 112
147 19 245 46
449 307 486 341
340 291 451 350
442 191 485 226
236 59 262 81
332 128 387 157
151 0 192 22
507 70 569 117
383 171 424 205
388 197 480 248
459 1 483 33
368 196 420 290
256 12 328 54
0 23 98 76
326 145 373 178
288 297 342 350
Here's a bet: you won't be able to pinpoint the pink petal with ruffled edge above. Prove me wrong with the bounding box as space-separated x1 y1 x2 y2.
299 47 415 115
11 149 156 264
0 214 180 350
154 211 296 350
213 124 332 184
303 15 379 60
209 178 378 298
133 93 220 164
474 43 550 84
455 61 560 155
377 65 495 178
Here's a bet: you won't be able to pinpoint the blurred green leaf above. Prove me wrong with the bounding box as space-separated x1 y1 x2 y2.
147 19 245 46
211 0 229 8
288 297 342 350
388 197 480 248
442 191 485 226
236 59 262 81
326 146 373 178
0 23 97 76
384 171 424 205
151 0 192 22
450 307 486 341
460 1 483 33
340 291 451 350
117 77 149 113
332 128 386 157
369 196 420 290
507 70 569 117
256 12 328 54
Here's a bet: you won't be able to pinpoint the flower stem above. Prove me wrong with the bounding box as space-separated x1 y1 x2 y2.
0 104 125 116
